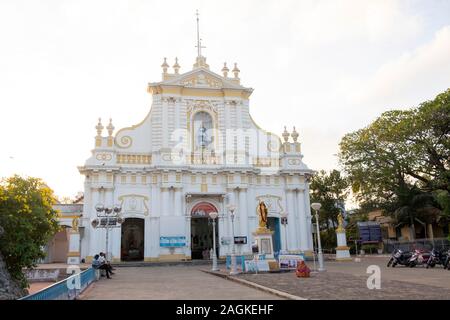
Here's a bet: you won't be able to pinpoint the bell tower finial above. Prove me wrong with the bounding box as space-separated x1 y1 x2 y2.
195 10 206 58
193 10 209 69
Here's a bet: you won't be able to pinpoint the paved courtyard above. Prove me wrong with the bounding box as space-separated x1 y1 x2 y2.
78 256 450 300
80 265 283 300
234 256 450 300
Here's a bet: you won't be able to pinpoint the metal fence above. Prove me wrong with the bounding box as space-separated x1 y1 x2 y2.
20 267 96 300
383 238 450 254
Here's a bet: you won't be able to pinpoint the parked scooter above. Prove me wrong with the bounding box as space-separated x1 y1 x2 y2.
387 249 413 267
426 248 447 268
408 249 430 267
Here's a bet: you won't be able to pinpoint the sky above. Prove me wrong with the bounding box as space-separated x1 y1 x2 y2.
0 0 449 200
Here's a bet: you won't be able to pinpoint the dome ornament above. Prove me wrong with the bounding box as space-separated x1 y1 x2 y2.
107 118 115 137
232 63 240 79
282 126 290 143
173 57 180 74
161 57 169 74
291 126 299 143
222 62 229 78
96 118 104 137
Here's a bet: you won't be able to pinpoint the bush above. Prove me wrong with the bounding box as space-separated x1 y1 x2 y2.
0 175 60 289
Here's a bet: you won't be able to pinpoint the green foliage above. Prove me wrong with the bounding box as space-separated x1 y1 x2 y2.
0 175 60 289
319 229 337 251
339 89 450 229
310 169 350 229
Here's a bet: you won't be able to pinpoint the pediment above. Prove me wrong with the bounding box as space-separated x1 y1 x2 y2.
160 68 246 90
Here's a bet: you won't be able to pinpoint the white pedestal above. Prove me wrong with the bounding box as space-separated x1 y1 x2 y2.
67 232 81 265
252 228 275 259
335 231 351 261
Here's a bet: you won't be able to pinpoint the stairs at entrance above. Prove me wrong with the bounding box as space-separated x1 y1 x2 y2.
111 259 226 268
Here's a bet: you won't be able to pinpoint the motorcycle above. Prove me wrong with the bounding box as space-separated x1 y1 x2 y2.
408 249 430 267
387 249 413 267
426 248 447 268
443 249 450 270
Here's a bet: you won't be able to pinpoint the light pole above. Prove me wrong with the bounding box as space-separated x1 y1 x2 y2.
311 202 325 272
92 203 123 261
280 211 288 253
311 222 317 272
227 204 238 275
209 211 219 271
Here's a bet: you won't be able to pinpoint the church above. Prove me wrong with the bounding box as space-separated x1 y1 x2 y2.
75 27 315 263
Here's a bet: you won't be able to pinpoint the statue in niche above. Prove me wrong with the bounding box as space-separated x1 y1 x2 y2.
257 201 269 229
197 126 213 148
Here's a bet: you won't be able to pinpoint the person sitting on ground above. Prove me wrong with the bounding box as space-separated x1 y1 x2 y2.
92 254 112 279
295 260 311 278
99 252 115 274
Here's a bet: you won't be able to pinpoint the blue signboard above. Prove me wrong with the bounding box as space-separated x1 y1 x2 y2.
357 222 382 243
160 236 186 247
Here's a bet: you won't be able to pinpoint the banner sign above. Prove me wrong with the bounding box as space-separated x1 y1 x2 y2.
160 236 186 247
234 236 247 244
278 254 305 269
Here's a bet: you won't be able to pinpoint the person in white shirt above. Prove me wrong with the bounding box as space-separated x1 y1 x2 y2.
99 252 115 274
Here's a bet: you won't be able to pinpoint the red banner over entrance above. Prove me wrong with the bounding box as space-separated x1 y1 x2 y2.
191 202 218 218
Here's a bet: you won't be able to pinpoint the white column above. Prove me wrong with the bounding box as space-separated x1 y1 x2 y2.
89 188 100 257
239 188 248 253
67 231 81 265
111 227 121 261
304 183 314 251
286 190 297 251
161 188 169 216
107 188 116 260
174 189 182 216
247 187 256 246
297 189 309 251
149 217 160 259
218 198 226 257
144 217 152 259
183 196 190 258
226 189 235 255
80 183 91 260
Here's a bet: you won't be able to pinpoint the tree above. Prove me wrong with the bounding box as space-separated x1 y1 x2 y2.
339 89 450 237
0 175 60 291
310 170 350 249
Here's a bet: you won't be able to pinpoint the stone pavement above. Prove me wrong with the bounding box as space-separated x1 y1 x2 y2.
233 256 450 300
81 265 283 300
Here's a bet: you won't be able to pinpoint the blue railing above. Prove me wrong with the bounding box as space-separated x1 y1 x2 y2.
20 267 96 300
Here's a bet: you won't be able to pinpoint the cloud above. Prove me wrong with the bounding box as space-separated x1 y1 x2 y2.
344 25 450 111
291 0 422 46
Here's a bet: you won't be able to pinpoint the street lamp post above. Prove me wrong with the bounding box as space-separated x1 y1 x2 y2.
311 222 317 272
280 211 288 253
209 211 219 271
311 203 325 272
92 204 123 261
227 204 238 275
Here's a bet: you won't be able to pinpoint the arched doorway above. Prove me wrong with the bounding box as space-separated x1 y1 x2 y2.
121 218 145 261
190 202 219 260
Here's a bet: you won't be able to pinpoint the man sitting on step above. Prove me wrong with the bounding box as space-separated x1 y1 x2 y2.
92 254 112 279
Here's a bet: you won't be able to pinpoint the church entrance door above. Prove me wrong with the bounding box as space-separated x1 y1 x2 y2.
190 202 219 260
121 218 144 261
267 217 281 256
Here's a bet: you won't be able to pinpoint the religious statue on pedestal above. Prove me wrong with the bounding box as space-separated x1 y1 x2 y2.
257 201 268 229
336 212 345 233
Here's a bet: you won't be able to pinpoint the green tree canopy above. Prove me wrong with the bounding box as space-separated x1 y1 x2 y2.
0 175 60 289
310 169 349 228
339 89 450 231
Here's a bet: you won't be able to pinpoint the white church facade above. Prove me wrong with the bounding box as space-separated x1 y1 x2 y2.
76 51 315 263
